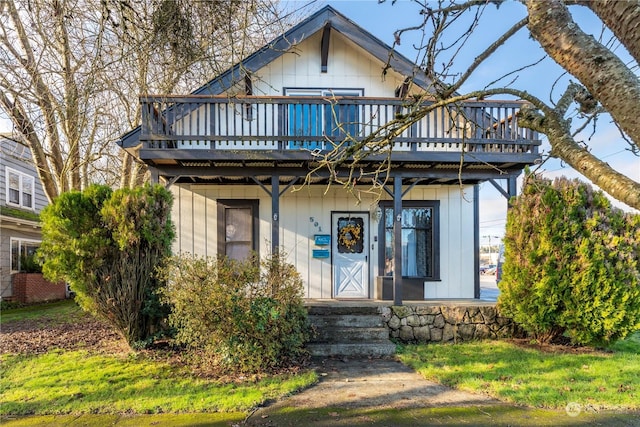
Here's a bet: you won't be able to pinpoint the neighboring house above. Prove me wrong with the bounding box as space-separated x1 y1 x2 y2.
0 134 48 300
118 6 541 303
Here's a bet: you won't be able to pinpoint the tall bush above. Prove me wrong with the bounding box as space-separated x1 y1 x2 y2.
499 173 640 346
161 252 310 374
39 184 174 346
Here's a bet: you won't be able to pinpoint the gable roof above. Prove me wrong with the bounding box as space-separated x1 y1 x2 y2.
119 5 431 150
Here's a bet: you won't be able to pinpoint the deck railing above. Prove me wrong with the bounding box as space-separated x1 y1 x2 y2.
140 95 540 154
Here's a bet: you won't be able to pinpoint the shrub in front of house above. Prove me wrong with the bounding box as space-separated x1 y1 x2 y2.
161 252 311 374
498 173 640 346
38 184 174 347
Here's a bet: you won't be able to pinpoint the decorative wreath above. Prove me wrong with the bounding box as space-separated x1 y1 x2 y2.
338 222 362 250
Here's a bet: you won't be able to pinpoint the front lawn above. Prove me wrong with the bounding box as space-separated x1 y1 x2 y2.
0 350 315 415
398 333 640 411
0 300 317 416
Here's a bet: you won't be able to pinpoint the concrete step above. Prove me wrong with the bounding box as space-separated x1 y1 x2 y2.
309 314 385 329
306 341 397 358
311 326 390 343
306 305 382 316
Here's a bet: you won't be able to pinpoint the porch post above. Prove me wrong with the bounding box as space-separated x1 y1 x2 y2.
474 184 480 299
507 174 519 201
271 174 280 254
148 166 159 185
393 176 403 306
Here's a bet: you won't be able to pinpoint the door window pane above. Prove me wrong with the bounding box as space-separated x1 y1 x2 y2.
337 217 364 254
225 207 252 262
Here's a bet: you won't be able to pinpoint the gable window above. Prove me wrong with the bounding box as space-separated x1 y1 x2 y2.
217 200 259 262
10 239 41 272
380 201 440 280
6 167 35 209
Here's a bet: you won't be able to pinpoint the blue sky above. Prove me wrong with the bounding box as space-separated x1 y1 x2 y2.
302 0 639 243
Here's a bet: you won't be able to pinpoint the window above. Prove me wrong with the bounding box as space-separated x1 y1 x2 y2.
380 201 440 280
10 238 41 272
285 88 362 149
217 200 259 262
6 167 35 209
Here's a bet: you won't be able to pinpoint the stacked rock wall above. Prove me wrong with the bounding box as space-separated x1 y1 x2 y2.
381 305 521 343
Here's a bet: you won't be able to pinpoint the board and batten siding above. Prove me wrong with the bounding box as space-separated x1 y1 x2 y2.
253 30 406 96
170 184 476 299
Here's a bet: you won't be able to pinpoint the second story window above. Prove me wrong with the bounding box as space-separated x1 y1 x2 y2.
6 167 34 209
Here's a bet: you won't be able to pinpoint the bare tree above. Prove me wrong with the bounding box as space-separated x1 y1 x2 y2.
349 0 640 210
0 0 290 201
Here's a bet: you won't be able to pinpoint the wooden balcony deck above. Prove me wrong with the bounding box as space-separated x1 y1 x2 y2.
138 95 542 184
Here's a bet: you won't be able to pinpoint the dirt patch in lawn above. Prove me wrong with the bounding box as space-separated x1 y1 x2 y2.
506 338 613 355
0 313 127 355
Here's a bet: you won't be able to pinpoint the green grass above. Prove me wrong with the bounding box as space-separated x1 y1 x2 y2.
0 299 82 325
398 333 640 410
0 300 317 416
0 349 316 415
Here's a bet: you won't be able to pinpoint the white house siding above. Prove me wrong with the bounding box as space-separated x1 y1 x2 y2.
253 30 406 96
170 183 475 299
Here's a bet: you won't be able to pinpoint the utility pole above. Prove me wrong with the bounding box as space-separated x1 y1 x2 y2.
482 235 500 264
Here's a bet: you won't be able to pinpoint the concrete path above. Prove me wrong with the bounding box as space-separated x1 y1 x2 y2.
245 357 640 426
259 357 497 410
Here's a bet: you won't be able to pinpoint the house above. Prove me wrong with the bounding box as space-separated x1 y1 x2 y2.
0 134 49 300
118 6 541 303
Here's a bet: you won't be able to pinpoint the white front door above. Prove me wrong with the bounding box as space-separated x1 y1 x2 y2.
332 212 369 298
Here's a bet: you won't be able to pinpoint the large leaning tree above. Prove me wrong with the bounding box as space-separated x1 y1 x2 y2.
324 0 640 210
0 0 291 200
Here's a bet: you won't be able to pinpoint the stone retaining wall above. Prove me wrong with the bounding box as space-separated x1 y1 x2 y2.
381 305 521 343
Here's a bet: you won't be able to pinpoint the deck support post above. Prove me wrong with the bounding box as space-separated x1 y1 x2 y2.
474 184 480 299
393 176 403 306
271 174 280 254
507 174 518 201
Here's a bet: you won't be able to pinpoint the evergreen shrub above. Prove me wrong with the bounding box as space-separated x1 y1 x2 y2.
498 173 640 346
38 184 174 347
161 252 311 374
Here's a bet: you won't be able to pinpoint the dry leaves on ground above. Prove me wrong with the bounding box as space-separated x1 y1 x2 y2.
0 314 127 355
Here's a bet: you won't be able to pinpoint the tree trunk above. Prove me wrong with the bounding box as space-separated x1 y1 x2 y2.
583 0 640 67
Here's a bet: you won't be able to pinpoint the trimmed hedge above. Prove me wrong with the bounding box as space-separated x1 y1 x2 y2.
498 173 640 346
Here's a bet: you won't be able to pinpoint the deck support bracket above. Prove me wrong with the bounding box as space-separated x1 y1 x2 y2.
321 23 331 73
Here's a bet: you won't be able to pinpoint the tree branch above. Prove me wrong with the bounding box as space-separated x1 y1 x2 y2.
526 0 640 151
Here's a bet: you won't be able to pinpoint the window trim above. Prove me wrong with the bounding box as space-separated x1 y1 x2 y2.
5 167 35 210
10 238 41 273
217 199 259 260
378 200 440 281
